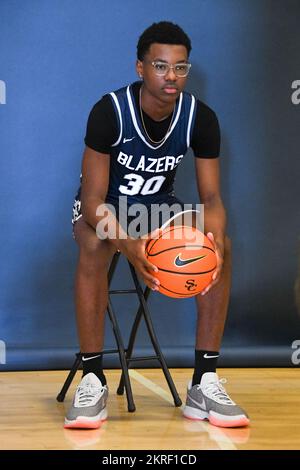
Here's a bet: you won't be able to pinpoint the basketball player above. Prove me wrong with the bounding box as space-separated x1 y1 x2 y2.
64 22 249 429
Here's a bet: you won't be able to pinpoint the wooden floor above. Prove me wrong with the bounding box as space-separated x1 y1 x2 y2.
0 368 299 450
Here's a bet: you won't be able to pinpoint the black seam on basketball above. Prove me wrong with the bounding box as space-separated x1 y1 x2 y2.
149 224 201 252
157 265 217 275
147 244 215 257
145 240 153 256
149 225 178 252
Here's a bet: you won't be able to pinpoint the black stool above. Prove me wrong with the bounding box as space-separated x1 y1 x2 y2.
57 250 182 412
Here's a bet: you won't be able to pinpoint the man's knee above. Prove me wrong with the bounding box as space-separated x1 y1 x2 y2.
78 239 116 278
80 237 113 258
74 218 115 254
75 220 116 270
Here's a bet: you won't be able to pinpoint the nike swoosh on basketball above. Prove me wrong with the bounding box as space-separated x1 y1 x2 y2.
174 253 206 267
82 354 101 361
123 137 135 143
189 394 206 410
203 354 219 359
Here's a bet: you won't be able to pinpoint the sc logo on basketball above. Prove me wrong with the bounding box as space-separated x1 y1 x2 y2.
185 279 198 292
291 340 300 365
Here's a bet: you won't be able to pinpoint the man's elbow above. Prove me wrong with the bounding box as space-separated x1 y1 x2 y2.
200 192 223 206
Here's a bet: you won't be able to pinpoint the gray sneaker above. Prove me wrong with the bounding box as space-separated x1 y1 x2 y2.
64 373 108 429
183 372 249 428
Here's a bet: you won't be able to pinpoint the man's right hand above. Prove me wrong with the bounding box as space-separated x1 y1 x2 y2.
119 229 160 291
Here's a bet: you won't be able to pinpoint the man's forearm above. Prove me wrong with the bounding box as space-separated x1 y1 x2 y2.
203 197 227 251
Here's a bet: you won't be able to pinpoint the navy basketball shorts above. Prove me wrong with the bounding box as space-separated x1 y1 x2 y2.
71 193 198 240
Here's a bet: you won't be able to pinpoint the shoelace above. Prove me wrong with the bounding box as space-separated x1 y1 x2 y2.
197 378 235 405
76 383 105 407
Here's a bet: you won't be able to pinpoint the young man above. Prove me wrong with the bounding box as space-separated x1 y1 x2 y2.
65 21 249 429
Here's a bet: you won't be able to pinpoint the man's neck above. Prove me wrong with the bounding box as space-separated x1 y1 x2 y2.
140 84 175 122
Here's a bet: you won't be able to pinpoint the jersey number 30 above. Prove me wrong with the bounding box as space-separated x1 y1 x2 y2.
119 173 165 196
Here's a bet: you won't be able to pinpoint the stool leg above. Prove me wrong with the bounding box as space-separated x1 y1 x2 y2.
108 250 121 283
56 353 82 402
107 299 136 412
129 263 182 407
56 252 123 403
117 285 150 395
107 251 135 411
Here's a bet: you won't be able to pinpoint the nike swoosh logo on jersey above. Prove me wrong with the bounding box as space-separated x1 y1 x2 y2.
203 354 219 359
189 394 206 410
123 137 135 143
82 354 101 362
174 253 206 267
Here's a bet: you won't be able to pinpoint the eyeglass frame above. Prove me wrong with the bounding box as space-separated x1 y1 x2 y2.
143 60 192 78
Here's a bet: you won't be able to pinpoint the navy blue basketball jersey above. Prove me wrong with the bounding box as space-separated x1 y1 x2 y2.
107 82 196 207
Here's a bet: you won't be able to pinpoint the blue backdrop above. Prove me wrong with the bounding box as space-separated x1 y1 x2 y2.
1 0 300 370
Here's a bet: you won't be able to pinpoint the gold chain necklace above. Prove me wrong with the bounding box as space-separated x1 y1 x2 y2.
139 86 175 145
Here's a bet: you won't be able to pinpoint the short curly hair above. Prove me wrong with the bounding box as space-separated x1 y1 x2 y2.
137 21 192 61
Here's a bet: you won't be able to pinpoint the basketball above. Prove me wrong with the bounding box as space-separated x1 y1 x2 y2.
145 225 217 298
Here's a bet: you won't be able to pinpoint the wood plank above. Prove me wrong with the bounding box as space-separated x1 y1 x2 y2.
0 368 299 450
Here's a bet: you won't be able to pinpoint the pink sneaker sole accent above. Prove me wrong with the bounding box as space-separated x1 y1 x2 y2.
209 415 250 428
64 418 107 430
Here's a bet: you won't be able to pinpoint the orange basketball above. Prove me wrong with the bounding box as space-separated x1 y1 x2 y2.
145 225 217 298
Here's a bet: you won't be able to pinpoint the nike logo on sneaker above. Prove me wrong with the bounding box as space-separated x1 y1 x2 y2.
203 354 219 359
188 394 206 410
123 137 135 143
174 253 206 267
82 354 101 361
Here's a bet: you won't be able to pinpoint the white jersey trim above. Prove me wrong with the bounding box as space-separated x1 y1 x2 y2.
110 92 123 147
187 94 196 148
126 85 183 150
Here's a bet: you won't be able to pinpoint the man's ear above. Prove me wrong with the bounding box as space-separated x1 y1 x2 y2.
136 60 143 79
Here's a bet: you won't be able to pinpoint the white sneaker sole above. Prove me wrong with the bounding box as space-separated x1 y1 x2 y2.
64 407 108 429
183 405 209 420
